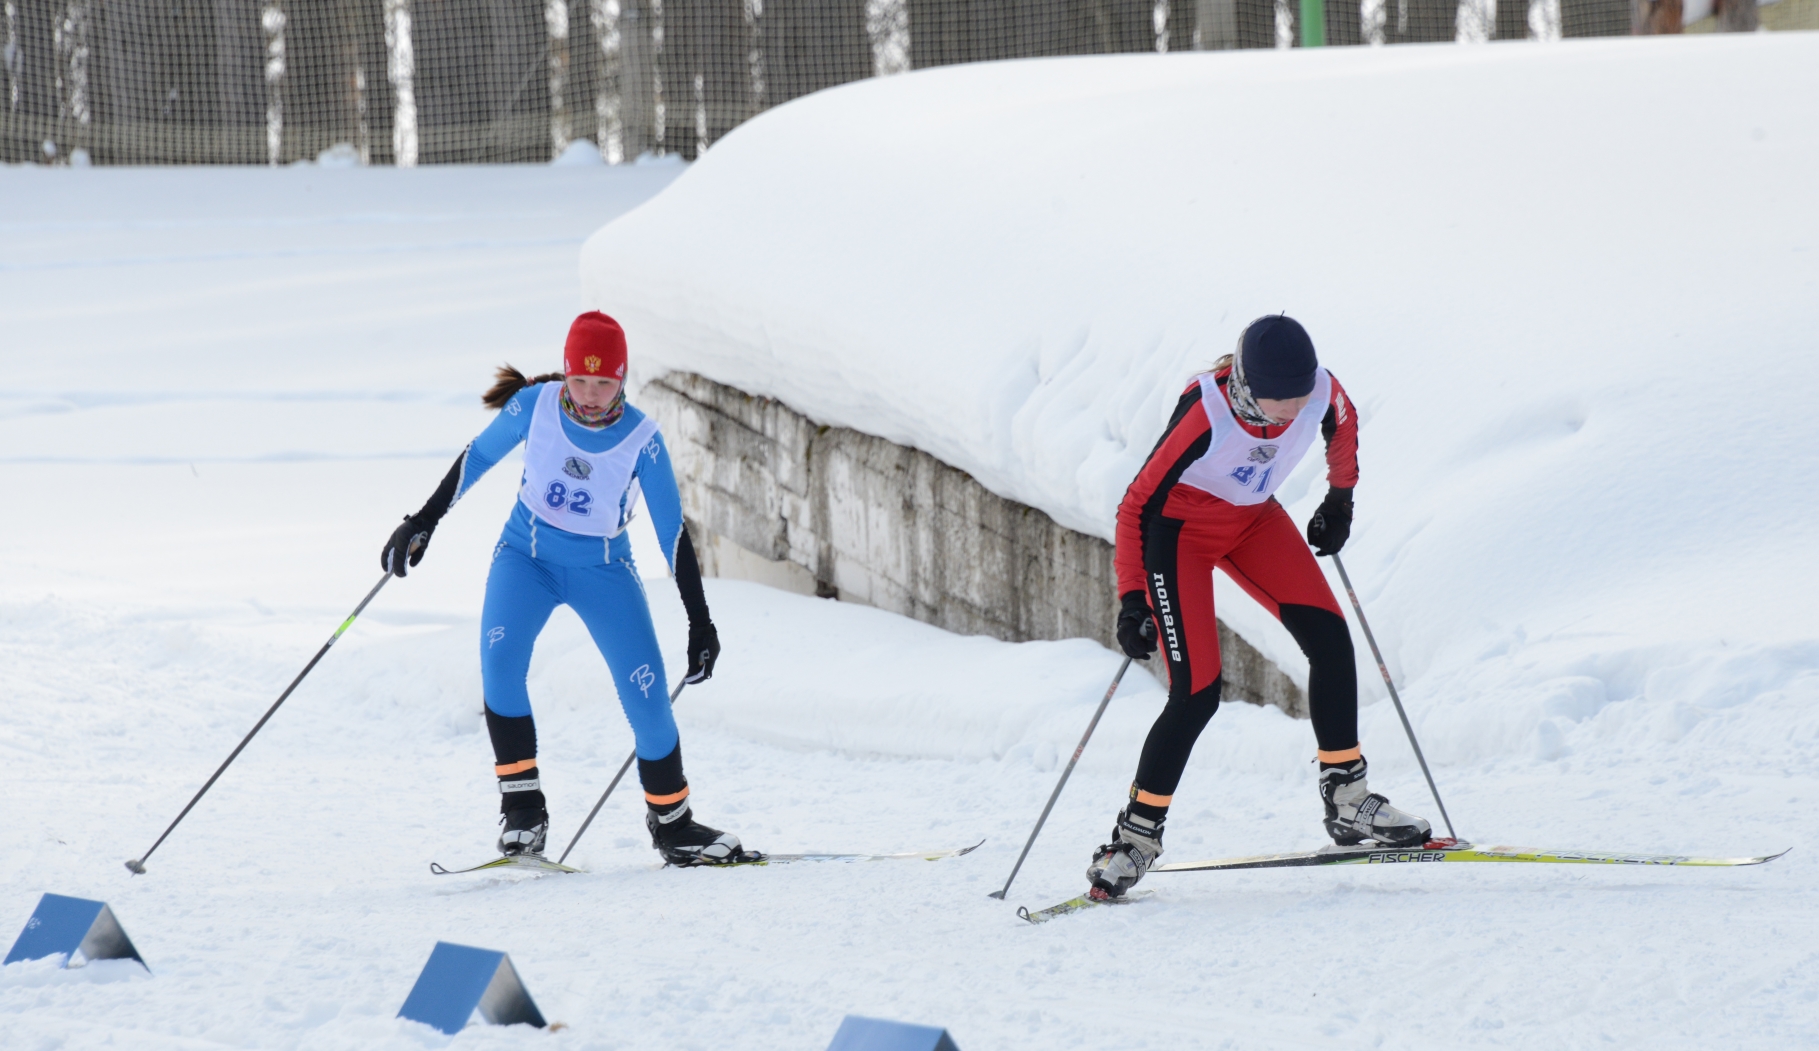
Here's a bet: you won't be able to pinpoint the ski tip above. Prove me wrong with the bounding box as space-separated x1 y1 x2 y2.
1759 848 1792 864
955 839 987 858
429 862 451 875
1015 905 1034 923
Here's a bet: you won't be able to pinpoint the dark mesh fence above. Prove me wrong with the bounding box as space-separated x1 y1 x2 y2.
0 0 1655 165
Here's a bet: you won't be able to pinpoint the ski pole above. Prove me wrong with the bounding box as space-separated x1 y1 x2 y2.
1329 552 1456 841
557 680 687 865
989 654 1136 900
126 572 394 874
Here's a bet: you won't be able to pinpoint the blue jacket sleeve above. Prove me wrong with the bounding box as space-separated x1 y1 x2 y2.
635 430 687 571
455 385 538 502
406 385 535 527
633 429 713 625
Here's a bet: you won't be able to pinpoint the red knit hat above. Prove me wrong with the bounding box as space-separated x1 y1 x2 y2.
564 311 628 381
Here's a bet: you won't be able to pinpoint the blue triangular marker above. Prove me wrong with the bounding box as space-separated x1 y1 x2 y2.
827 1014 961 1051
398 941 545 1034
5 893 146 971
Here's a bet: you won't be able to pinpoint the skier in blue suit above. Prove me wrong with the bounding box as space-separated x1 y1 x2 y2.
380 311 747 865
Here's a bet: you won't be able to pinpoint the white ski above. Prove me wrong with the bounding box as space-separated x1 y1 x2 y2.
1153 839 1790 872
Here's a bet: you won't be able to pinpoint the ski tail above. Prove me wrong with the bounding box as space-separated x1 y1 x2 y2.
1019 889 1152 924
431 854 583 876
1454 845 1789 867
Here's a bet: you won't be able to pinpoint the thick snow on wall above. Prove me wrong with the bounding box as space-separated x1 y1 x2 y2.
583 34 1819 768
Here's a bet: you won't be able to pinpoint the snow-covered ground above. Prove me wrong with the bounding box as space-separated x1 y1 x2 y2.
4 39 1817 1051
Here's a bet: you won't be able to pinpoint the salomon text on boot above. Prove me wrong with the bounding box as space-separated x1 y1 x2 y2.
1086 806 1164 898
1319 757 1430 847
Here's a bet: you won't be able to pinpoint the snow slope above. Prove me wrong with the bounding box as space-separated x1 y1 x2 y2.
3 47 1817 1051
580 32 1819 771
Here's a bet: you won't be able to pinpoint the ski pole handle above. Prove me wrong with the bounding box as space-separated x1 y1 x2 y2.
1329 553 1457 841
988 655 1133 901
126 572 394 875
558 680 687 866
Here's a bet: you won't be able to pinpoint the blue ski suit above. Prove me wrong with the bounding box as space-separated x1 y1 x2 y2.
450 382 691 762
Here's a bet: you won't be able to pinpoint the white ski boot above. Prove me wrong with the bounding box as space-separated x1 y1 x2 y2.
498 801 549 856
1319 758 1431 847
1086 807 1164 898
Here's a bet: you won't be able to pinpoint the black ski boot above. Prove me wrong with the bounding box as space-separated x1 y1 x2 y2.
646 799 749 866
497 769 549 856
1085 807 1164 898
1319 757 1431 847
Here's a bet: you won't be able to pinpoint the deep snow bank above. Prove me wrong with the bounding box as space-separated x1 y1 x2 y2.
582 35 1819 768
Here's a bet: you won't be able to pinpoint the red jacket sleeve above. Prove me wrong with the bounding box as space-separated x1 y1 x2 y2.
1322 372 1359 489
1115 382 1213 597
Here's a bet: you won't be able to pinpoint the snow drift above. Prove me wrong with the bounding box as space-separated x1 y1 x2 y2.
582 34 1819 771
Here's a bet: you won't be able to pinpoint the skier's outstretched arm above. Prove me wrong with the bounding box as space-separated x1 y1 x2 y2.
381 384 536 576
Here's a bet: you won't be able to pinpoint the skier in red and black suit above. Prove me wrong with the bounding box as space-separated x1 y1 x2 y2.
1086 315 1431 898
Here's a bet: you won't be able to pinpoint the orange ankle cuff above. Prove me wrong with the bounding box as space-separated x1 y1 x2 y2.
644 786 690 806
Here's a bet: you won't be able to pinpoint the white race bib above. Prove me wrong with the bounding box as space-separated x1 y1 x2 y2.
516 383 660 537
1176 368 1331 506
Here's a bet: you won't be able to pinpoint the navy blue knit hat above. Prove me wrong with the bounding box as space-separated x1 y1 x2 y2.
1238 315 1318 400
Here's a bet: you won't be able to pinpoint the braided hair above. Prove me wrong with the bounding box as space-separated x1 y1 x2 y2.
482 365 565 410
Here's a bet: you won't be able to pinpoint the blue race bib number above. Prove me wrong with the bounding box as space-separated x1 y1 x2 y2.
544 480 593 516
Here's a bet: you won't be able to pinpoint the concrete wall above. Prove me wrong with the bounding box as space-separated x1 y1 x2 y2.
642 371 1306 718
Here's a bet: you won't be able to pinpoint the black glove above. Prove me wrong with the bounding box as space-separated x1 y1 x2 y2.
685 620 721 683
381 514 436 577
1306 487 1353 557
383 453 464 577
1115 590 1158 661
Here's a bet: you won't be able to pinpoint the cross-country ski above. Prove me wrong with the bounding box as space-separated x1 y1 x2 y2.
720 840 986 866
1018 890 1153 925
429 854 584 876
430 840 984 875
1153 841 1792 873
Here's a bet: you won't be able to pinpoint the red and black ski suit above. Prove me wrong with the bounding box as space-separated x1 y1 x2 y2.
1115 365 1360 807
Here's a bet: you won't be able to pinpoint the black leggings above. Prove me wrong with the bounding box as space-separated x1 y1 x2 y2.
1133 603 1357 798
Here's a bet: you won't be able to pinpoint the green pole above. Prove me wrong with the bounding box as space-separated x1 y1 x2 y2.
1301 0 1327 45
